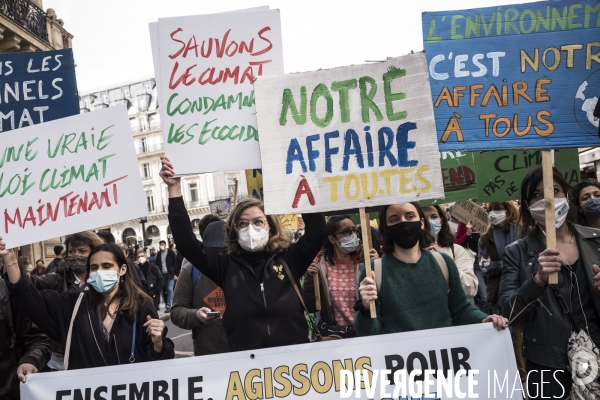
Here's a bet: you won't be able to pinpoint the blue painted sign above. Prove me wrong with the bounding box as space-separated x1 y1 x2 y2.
422 0 600 151
0 49 78 133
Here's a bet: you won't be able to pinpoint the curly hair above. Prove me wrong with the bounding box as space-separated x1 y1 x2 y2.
226 198 290 256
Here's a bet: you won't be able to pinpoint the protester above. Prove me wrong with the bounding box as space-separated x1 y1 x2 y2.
303 215 378 338
160 156 327 351
95 230 116 244
422 205 478 299
499 167 600 399
18 256 34 276
479 201 520 313
149 248 157 264
0 276 51 399
137 249 164 310
156 239 176 313
574 179 600 229
46 245 66 274
198 214 221 238
354 202 507 336
460 221 491 314
117 243 148 294
171 220 230 355
30 260 47 276
1 240 175 370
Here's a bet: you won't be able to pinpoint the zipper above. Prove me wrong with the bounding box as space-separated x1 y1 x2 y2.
537 299 552 316
260 283 271 336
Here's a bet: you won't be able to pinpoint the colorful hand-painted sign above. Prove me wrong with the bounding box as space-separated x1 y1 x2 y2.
254 53 443 214
0 49 78 133
150 8 284 175
245 168 264 200
422 0 600 151
1 106 146 248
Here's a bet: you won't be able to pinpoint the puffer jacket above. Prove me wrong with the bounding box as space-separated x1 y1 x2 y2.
499 225 600 369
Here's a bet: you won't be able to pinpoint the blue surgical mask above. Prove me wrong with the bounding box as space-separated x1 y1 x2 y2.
87 270 119 293
429 220 442 235
338 233 360 253
583 198 600 218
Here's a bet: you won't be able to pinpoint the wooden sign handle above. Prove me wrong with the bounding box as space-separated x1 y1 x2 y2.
359 208 377 318
314 273 321 311
542 150 558 285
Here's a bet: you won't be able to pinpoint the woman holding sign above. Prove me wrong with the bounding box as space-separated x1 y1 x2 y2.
0 241 175 370
160 156 327 351
422 205 478 300
355 202 507 336
499 168 600 399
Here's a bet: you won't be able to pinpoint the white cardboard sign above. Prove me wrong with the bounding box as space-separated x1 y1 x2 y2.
254 53 443 214
153 9 284 175
0 106 146 248
21 324 520 400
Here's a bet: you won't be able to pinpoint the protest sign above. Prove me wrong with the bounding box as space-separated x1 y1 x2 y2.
421 150 477 206
246 168 264 200
280 214 299 230
0 49 78 133
475 148 580 202
422 0 600 151
254 53 443 215
451 200 489 234
152 9 284 175
0 106 146 248
22 324 520 400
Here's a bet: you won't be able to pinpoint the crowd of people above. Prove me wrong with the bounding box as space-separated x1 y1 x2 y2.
0 155 599 399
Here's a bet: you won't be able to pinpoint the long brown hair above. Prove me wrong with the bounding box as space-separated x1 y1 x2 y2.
226 198 290 255
378 202 435 254
86 244 152 320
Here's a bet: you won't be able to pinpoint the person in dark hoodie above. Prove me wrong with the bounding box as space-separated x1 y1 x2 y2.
1 240 175 370
0 275 51 399
160 156 327 351
171 219 230 355
137 249 164 310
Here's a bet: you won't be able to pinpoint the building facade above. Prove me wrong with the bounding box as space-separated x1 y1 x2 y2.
80 79 248 249
0 0 73 264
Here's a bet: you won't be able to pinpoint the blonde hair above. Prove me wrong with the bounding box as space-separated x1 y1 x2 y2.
226 198 291 255
64 231 104 254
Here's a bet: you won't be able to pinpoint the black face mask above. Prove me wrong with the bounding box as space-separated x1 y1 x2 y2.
386 221 422 249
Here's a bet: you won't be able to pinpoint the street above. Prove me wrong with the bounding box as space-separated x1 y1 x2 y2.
164 318 194 358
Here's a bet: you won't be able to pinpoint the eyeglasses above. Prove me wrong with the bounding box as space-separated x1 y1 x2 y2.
335 228 357 238
236 218 268 231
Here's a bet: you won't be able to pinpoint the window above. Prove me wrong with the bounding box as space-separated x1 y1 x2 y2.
122 228 137 247
142 163 151 180
137 94 150 112
100 91 109 104
138 117 148 132
190 183 198 202
141 138 148 153
227 178 237 201
145 190 155 212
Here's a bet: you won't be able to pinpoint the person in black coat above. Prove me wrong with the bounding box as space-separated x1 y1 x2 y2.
0 277 51 399
160 156 327 351
156 240 176 312
1 241 175 370
137 249 164 309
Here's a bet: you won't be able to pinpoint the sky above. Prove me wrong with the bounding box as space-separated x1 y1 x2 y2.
44 0 532 94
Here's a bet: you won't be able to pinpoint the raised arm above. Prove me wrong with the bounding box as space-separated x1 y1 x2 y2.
161 156 228 286
286 213 327 276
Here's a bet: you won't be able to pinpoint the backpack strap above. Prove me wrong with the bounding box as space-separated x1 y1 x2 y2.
191 266 200 291
64 292 84 371
431 252 450 294
280 259 321 339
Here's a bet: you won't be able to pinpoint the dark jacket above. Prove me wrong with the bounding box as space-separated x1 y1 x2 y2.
0 278 51 400
171 262 230 355
45 257 65 274
126 258 148 294
7 272 174 370
140 261 164 297
169 196 326 352
156 249 176 280
499 225 600 369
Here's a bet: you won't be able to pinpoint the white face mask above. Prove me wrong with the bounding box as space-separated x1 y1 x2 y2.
528 198 570 229
338 233 360 253
238 225 269 252
26 265 34 272
488 210 507 226
159 245 165 251
138 257 147 264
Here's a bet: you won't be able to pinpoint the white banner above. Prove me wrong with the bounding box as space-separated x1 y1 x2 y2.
21 324 521 400
151 8 284 175
254 52 443 215
0 106 146 248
